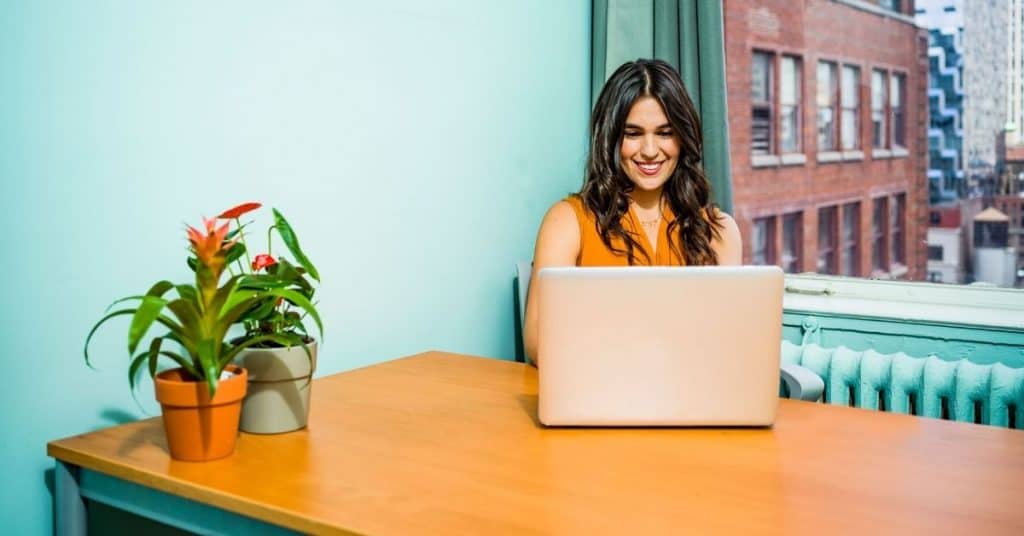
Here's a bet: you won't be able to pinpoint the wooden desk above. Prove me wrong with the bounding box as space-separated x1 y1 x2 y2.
49 352 1024 535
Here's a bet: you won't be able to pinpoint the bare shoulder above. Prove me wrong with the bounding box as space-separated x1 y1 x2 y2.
711 209 742 265
534 199 581 265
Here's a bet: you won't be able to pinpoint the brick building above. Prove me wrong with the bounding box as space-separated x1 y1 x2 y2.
723 0 929 280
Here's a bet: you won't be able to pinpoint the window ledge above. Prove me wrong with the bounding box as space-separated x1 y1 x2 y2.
817 151 842 163
751 154 781 168
872 148 892 159
781 153 807 166
889 263 908 278
782 273 1024 330
842 150 865 161
892 146 909 158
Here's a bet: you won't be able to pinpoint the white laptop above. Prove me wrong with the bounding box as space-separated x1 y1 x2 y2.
537 266 783 427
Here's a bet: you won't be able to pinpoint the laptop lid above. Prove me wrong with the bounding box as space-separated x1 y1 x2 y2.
537 266 783 426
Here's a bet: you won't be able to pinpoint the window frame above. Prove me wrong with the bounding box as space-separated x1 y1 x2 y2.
890 72 907 149
752 216 778 266
779 55 802 154
871 197 889 272
890 193 906 267
871 69 888 150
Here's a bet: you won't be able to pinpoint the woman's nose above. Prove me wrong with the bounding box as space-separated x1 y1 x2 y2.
641 135 659 158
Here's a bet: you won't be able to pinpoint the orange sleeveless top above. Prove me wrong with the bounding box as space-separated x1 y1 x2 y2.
565 195 686 266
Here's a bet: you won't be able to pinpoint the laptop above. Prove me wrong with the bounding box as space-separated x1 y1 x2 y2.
537 265 783 427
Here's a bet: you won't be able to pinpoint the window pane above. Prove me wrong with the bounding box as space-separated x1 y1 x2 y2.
752 107 772 155
752 53 771 102
871 198 887 271
841 202 860 276
782 212 802 273
841 66 860 150
890 74 905 147
780 57 800 153
817 206 837 274
890 193 905 265
871 70 887 149
752 217 774 265
817 62 836 151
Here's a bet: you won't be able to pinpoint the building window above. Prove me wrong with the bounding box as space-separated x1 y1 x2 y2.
927 245 944 261
782 212 803 273
817 206 838 274
751 51 773 155
841 202 861 276
891 73 906 148
752 216 777 265
891 193 906 265
841 65 860 150
817 61 838 151
879 0 902 13
780 56 802 153
871 70 888 149
871 197 888 272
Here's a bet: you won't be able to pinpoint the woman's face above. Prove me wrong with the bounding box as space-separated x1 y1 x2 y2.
619 96 680 193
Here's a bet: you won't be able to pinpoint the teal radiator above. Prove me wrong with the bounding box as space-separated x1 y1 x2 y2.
782 341 1024 429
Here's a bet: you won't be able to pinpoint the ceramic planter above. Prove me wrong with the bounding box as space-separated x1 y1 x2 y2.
154 365 248 462
235 341 317 434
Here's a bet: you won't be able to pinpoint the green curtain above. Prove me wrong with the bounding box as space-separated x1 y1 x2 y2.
591 0 733 213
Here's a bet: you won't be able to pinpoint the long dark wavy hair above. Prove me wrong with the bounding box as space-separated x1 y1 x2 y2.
580 59 722 265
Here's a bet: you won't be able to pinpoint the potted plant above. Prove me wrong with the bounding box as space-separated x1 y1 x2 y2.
84 211 321 460
215 202 323 434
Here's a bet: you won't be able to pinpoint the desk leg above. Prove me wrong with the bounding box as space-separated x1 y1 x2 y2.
55 461 87 536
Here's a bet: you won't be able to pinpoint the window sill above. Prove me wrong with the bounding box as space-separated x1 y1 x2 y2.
781 153 807 166
889 263 908 278
842 150 864 161
872 148 892 159
751 154 781 168
892 146 909 158
782 273 1024 330
816 151 842 163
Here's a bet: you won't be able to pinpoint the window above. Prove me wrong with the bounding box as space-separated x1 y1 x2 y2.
871 70 888 149
782 212 803 273
871 197 888 271
817 61 838 151
817 206 838 274
841 65 860 150
890 73 906 147
928 245 944 261
890 193 906 265
880 0 901 12
752 216 777 265
841 202 861 276
780 56 801 153
751 51 773 155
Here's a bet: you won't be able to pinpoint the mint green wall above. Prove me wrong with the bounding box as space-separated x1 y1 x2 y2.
0 2 590 533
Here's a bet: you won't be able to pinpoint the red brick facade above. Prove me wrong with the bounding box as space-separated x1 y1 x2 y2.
723 0 928 280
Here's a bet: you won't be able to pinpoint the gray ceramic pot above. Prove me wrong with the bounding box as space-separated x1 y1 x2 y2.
235 340 317 434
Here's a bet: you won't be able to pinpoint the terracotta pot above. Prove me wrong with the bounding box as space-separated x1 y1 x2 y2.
235 341 317 434
154 365 248 462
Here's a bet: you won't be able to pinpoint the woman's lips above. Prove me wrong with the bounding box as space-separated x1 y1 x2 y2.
635 161 663 176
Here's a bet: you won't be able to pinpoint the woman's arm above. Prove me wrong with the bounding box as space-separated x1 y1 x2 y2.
713 212 743 266
524 201 581 367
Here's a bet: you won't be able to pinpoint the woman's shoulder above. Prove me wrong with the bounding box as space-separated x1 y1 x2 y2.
707 207 742 265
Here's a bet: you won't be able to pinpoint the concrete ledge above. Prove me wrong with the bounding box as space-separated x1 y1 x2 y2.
751 154 781 168
817 151 842 163
842 150 865 161
781 153 807 166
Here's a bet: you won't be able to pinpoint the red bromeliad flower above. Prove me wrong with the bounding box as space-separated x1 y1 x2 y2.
251 253 277 271
186 217 235 267
218 202 262 220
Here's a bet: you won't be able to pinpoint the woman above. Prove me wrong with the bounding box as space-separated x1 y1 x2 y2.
524 59 742 365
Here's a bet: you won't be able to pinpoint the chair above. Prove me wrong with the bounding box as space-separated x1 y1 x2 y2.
514 261 825 402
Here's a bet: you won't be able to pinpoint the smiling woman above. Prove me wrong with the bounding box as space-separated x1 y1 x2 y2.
523 59 742 364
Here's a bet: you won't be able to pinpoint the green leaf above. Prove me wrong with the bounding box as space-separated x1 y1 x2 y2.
225 242 246 265
220 288 260 319
163 300 201 344
273 209 319 281
209 275 243 318
128 296 170 355
197 338 219 396
147 337 162 379
175 285 199 304
187 256 197 272
85 309 136 368
264 288 323 340
220 332 312 369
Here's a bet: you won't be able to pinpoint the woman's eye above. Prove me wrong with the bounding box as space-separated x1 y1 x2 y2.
624 132 640 138
658 131 674 137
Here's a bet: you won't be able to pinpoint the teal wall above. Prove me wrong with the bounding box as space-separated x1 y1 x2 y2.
0 1 590 533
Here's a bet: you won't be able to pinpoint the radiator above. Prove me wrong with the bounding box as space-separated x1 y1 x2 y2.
782 341 1024 429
